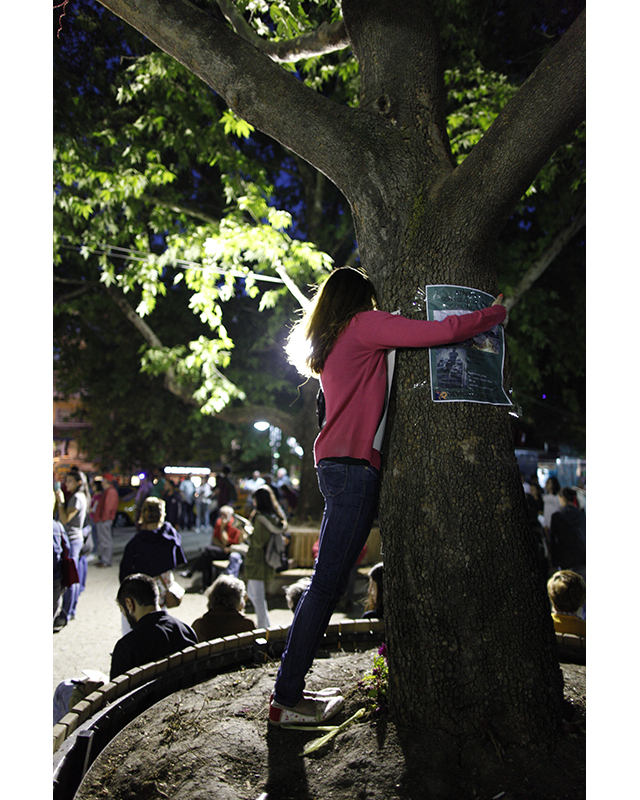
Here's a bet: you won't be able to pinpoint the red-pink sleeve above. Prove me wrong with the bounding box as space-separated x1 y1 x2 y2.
353 306 506 350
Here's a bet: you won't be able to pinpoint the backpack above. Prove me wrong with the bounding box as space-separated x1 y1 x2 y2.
264 528 286 570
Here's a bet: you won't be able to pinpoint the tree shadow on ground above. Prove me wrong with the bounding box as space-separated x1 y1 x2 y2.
264 725 313 800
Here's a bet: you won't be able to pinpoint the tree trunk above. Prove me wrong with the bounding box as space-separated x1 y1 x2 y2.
338 0 574 763
379 241 563 755
95 0 585 772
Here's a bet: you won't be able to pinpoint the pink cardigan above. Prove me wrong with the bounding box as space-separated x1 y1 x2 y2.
314 306 507 470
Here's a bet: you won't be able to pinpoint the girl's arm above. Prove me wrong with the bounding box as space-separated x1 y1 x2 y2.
354 303 507 351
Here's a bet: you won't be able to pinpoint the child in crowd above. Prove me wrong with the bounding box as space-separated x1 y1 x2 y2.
547 570 586 638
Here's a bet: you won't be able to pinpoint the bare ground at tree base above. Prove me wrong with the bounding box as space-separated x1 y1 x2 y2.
74 647 585 800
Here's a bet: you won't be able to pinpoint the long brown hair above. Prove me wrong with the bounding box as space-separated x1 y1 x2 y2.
251 485 287 527
286 267 377 377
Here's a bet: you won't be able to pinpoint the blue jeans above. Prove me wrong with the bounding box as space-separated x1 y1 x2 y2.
273 460 380 707
61 537 85 622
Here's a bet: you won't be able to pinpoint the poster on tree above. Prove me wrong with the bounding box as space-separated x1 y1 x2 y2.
426 284 511 406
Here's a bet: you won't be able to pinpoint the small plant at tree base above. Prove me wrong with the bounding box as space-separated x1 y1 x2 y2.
360 644 388 716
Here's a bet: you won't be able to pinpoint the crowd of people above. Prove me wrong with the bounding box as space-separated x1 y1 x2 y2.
520 472 587 642
522 472 587 583
52 463 300 625
53 465 342 725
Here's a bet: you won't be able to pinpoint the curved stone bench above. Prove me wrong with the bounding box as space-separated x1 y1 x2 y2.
53 618 385 800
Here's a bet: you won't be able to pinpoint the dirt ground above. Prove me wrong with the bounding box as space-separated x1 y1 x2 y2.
73 647 585 800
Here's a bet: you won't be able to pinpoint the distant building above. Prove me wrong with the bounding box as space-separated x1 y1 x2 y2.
53 376 93 476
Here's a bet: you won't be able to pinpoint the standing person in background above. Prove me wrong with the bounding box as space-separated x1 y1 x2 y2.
245 471 265 493
94 474 119 568
549 487 586 580
55 469 89 628
211 465 237 527
150 467 166 498
163 480 183 530
542 476 562 536
53 518 72 627
180 474 196 530
134 473 153 529
268 266 507 726
195 476 213 532
275 467 298 518
243 486 288 630
89 477 103 560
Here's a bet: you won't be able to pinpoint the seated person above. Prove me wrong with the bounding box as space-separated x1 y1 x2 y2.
547 570 586 638
191 574 254 642
53 670 109 726
182 506 245 589
110 573 198 680
361 562 384 619
284 577 312 614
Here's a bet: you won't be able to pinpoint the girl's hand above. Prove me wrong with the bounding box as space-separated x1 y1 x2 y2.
492 293 509 327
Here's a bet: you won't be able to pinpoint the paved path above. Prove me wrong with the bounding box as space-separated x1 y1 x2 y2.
53 527 360 694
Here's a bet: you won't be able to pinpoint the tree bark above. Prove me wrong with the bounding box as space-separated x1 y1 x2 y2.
95 0 585 766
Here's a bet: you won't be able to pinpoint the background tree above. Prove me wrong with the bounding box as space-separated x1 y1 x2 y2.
54 2 337 511
55 0 585 781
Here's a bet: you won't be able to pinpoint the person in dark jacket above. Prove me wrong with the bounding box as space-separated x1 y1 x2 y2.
549 487 586 579
191 575 254 642
119 498 187 613
162 479 183 529
111 574 197 679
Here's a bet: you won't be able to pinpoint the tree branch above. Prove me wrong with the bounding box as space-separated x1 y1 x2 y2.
95 1 389 201
274 264 311 311
450 10 586 236
215 0 349 63
103 285 201 407
143 195 221 226
54 284 97 304
504 206 585 312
